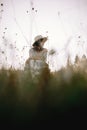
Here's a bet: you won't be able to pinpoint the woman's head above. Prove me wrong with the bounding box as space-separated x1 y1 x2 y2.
33 35 48 49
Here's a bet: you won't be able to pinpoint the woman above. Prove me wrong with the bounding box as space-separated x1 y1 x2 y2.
25 35 48 78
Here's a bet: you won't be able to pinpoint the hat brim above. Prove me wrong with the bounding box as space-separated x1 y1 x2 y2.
33 37 47 46
42 37 48 43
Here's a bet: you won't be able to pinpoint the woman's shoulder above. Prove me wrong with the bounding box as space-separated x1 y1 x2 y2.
29 48 34 52
30 48 34 50
43 48 48 52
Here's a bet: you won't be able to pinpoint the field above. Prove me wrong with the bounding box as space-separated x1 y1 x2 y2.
0 57 87 125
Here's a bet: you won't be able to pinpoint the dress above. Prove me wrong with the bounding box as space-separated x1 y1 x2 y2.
26 48 48 78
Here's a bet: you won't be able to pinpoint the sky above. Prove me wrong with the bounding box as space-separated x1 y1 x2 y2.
0 0 87 71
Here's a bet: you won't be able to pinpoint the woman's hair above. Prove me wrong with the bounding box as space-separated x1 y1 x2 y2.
33 38 43 47
33 41 40 47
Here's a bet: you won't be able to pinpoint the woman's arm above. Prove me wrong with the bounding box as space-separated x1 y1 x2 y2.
42 48 48 61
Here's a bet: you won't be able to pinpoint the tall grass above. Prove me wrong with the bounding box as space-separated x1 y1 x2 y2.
0 56 87 124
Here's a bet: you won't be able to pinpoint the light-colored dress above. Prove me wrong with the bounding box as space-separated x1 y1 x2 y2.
25 48 48 78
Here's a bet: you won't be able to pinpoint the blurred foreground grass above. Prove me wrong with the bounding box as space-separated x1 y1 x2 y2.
0 64 87 124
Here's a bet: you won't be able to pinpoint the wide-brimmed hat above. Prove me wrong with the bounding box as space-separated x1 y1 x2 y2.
33 35 47 46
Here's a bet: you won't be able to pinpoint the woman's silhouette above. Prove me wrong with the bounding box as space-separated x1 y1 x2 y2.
25 35 48 78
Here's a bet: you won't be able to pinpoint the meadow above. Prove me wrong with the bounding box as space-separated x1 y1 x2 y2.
0 55 87 125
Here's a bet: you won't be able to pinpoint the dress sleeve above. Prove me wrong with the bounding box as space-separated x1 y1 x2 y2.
29 48 34 58
42 49 48 61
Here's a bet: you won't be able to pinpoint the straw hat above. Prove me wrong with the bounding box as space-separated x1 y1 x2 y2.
33 35 47 46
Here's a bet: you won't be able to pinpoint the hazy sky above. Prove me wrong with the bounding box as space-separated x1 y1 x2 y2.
0 0 87 71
